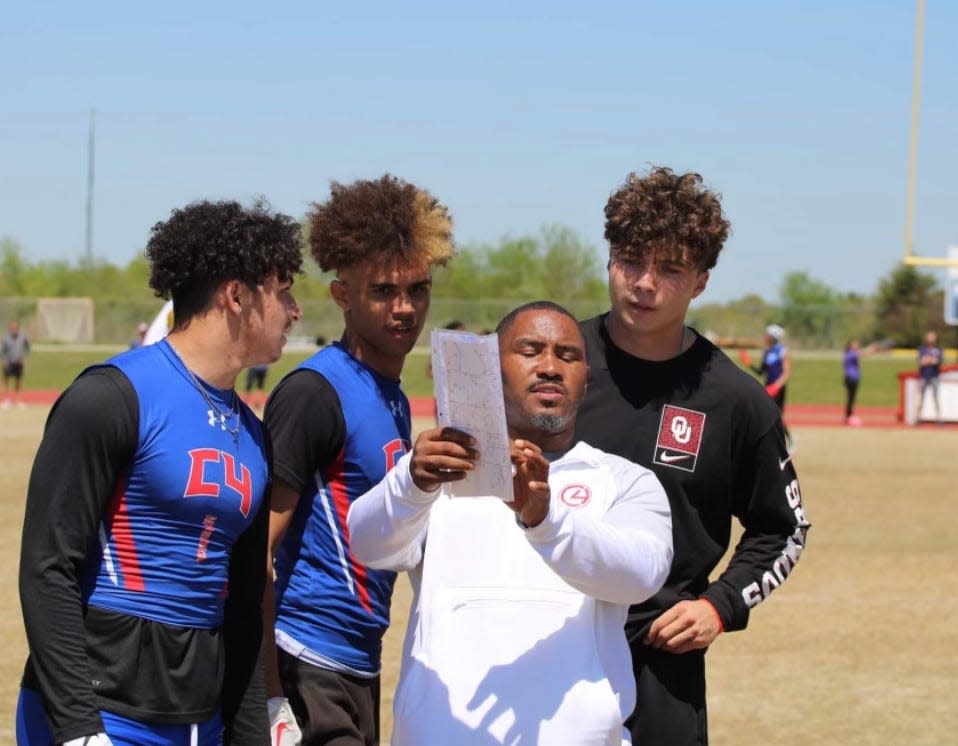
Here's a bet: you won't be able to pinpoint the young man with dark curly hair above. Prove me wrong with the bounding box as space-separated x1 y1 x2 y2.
263 174 454 746
574 167 810 746
17 200 303 746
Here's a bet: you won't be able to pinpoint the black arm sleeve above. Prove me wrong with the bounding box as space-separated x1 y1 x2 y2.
19 367 138 743
263 369 347 491
702 417 809 631
221 465 270 745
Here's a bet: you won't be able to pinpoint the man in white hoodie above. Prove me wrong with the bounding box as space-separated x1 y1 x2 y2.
348 300 673 745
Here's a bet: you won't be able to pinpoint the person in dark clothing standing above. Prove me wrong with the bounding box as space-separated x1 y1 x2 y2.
1 319 30 408
575 166 810 746
914 330 943 425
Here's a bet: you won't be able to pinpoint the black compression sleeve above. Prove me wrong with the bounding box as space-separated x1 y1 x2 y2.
221 420 271 744
221 486 270 744
19 367 138 743
264 369 346 491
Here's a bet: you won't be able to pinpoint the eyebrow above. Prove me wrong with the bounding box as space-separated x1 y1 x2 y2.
512 337 584 355
369 277 432 289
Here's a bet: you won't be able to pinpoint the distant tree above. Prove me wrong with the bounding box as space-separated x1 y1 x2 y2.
780 271 838 347
874 264 942 347
539 225 606 302
692 293 773 343
483 236 542 298
432 250 482 300
0 237 28 295
433 225 605 303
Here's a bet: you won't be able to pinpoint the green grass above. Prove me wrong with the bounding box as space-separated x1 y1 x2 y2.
772 354 916 407
22 346 921 407
21 346 438 399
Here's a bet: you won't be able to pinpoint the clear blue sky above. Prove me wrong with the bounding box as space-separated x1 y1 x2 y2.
2 1 956 303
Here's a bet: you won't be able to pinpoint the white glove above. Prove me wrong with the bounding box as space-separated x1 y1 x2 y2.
62 735 115 746
269 696 303 746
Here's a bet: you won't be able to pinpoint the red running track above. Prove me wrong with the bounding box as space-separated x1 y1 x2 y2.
11 391 943 430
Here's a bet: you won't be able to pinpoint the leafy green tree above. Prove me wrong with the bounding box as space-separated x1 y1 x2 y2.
692 294 772 343
482 237 542 298
874 264 942 347
779 271 839 347
0 237 29 295
432 250 482 300
539 225 606 302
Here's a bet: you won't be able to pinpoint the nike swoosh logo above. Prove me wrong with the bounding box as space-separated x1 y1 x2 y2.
659 451 691 463
779 454 793 471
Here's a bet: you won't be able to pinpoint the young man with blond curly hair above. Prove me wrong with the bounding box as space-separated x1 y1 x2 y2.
263 175 454 746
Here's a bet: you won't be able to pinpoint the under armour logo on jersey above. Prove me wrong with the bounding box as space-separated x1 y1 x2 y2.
389 400 404 418
207 409 231 431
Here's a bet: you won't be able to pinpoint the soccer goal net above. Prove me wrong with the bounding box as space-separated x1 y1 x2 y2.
35 297 95 343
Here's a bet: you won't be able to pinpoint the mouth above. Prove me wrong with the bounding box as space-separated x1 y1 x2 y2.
529 383 566 404
388 324 418 340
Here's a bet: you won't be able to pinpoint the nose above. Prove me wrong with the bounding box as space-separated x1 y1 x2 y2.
288 295 302 321
535 351 562 379
632 264 658 293
392 292 415 318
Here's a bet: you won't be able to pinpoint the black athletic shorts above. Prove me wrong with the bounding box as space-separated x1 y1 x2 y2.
3 361 23 379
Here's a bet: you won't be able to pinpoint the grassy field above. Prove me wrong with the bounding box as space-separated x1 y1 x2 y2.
1 406 956 744
19 344 925 406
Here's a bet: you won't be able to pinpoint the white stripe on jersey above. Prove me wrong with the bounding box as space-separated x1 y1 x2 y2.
315 474 356 597
98 524 119 586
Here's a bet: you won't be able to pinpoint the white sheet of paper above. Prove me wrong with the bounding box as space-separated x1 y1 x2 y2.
430 329 514 501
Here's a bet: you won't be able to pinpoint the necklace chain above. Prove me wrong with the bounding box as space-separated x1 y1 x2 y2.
167 341 241 443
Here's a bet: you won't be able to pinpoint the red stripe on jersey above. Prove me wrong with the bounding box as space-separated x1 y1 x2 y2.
106 476 145 592
327 450 373 615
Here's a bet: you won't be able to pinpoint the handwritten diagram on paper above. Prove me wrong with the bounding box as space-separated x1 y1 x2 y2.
430 329 514 501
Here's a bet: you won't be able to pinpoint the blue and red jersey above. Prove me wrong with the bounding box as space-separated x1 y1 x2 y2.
271 343 411 675
85 341 269 629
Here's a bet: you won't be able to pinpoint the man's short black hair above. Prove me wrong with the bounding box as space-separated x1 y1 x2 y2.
495 300 580 337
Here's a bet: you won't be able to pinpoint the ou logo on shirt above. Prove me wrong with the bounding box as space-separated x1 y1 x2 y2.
671 416 693 444
559 483 591 509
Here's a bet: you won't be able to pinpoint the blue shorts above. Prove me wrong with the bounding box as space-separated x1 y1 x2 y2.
16 688 224 746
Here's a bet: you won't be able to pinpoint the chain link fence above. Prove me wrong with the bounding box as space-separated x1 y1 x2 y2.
0 295 891 350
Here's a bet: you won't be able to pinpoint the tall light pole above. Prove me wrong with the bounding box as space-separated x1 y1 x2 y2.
85 109 95 265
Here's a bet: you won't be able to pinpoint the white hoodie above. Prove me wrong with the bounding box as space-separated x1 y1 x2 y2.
348 441 672 746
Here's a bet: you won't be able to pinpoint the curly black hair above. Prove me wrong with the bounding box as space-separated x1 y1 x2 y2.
604 166 730 271
308 174 454 272
146 199 303 324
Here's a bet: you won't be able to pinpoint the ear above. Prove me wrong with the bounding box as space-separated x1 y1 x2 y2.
223 279 244 313
691 270 709 299
329 278 350 312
